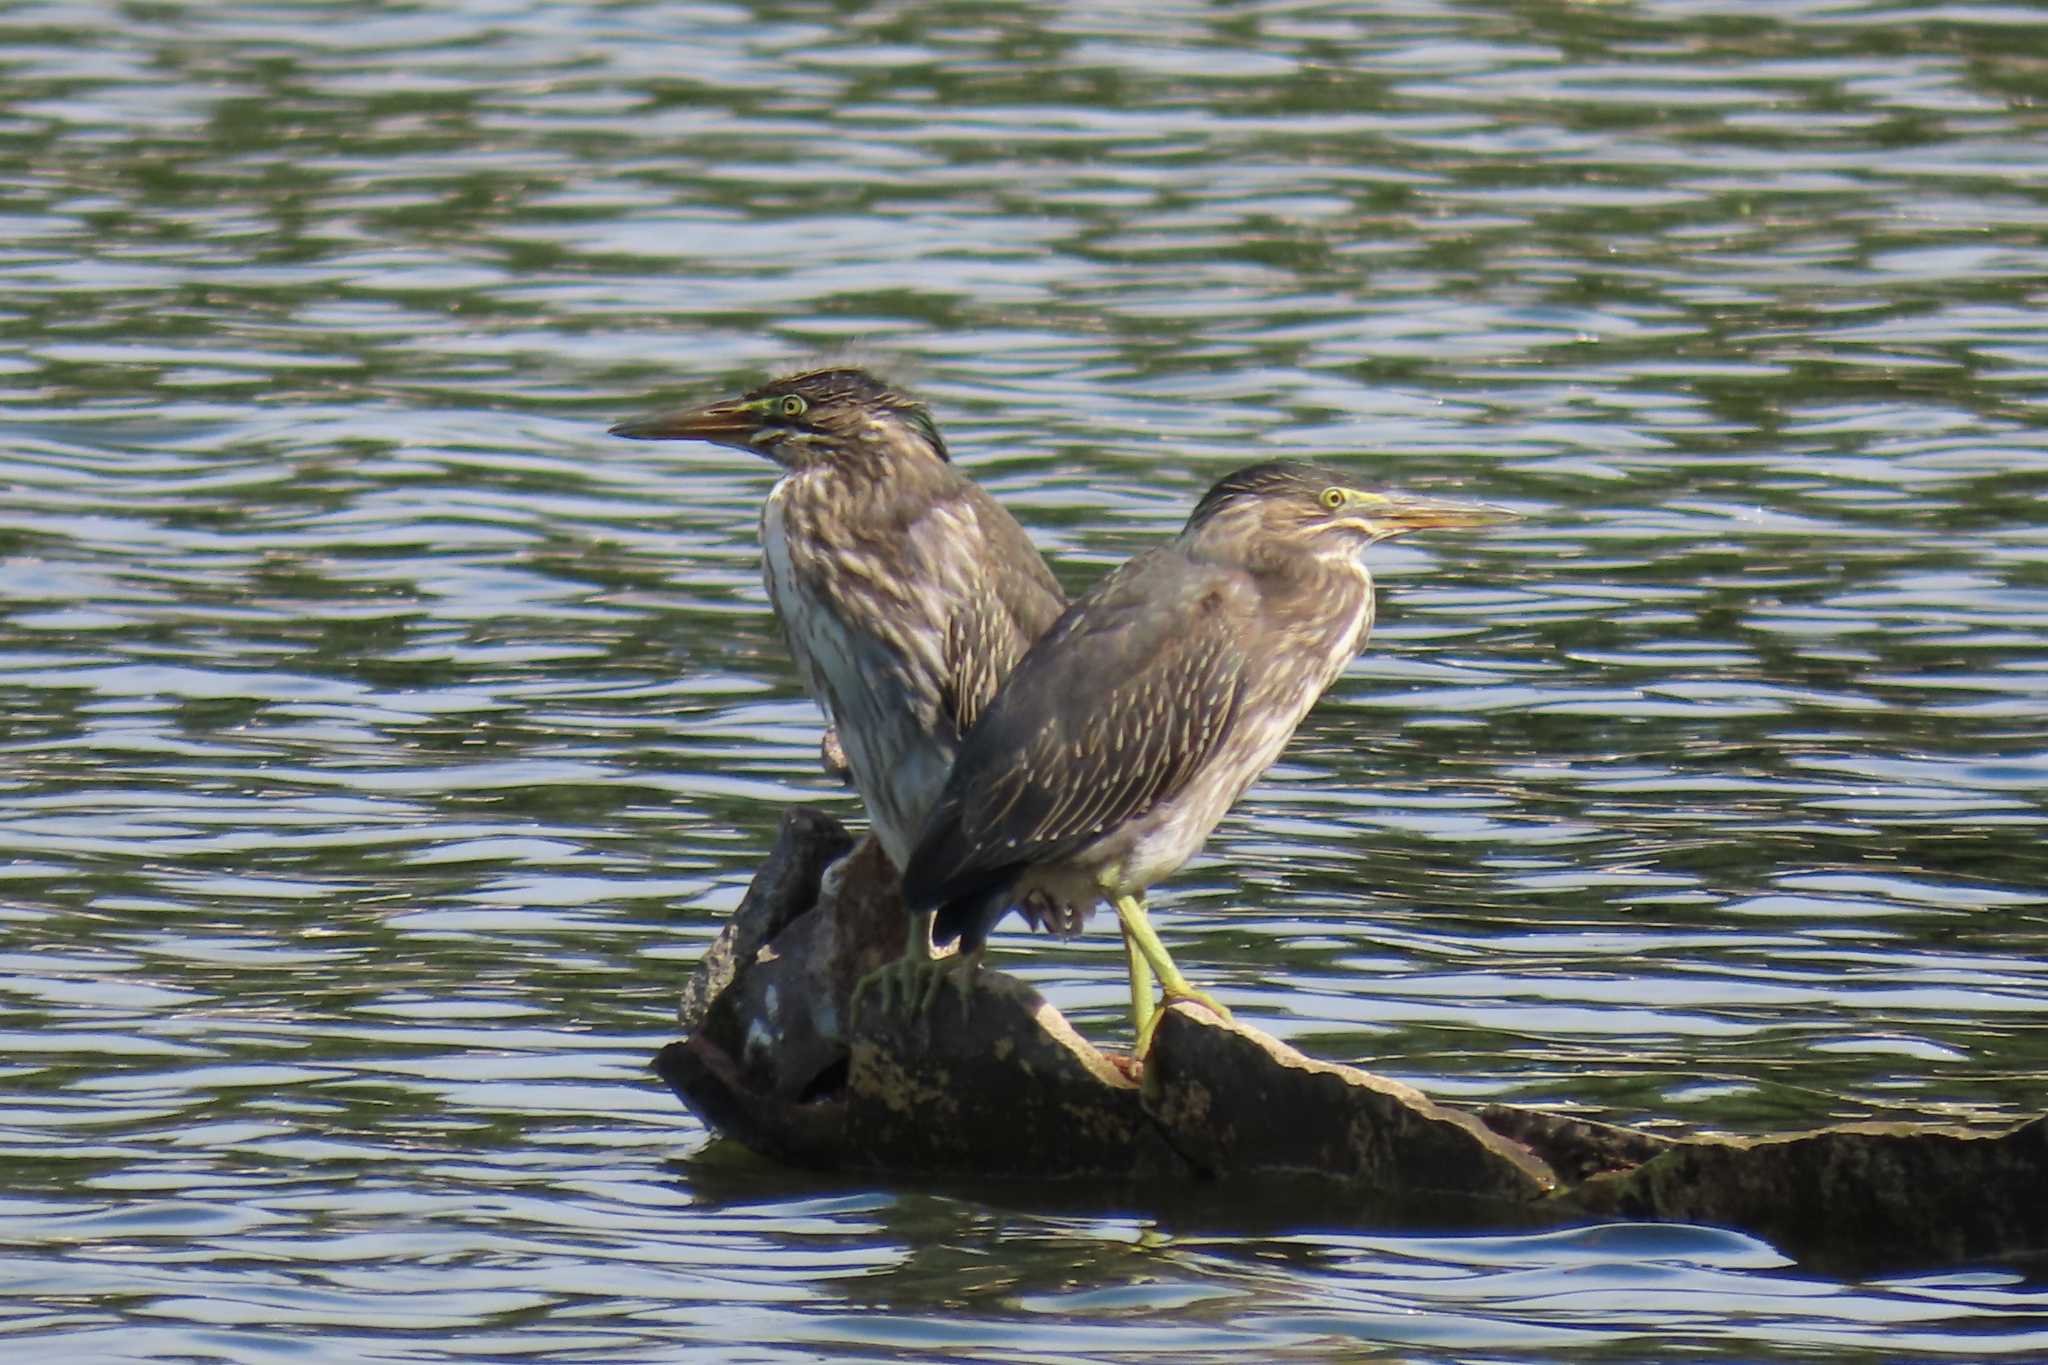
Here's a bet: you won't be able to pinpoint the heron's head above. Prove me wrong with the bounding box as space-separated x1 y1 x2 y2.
1185 460 1515 560
609 367 948 474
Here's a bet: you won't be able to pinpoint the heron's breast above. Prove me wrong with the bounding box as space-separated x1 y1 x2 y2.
1082 586 1373 898
761 480 955 865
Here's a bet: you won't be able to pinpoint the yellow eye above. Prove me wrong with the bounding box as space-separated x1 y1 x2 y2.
778 394 807 419
1319 487 1346 510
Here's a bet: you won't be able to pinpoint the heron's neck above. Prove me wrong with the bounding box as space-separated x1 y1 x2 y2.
780 432 958 546
1255 543 1371 601
1206 531 1374 656
789 422 947 482
1186 514 1365 589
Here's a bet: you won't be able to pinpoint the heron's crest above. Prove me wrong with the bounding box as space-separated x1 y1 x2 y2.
1184 460 1356 531
750 368 950 463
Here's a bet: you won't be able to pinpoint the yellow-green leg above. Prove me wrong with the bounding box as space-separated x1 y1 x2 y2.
1121 920 1156 1043
1113 894 1231 1057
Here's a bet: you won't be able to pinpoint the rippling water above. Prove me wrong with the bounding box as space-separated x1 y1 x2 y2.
3 1 2046 1358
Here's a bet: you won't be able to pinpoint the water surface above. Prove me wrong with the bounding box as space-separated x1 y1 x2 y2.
2 1 2046 1359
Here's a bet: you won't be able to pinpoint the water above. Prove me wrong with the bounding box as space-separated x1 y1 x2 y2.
2 1 2046 1358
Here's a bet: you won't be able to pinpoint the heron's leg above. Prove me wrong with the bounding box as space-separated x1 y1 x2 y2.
853 909 940 1020
921 941 984 1015
1113 894 1231 1056
1120 920 1156 1042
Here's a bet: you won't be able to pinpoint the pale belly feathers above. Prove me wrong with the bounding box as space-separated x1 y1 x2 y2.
762 478 953 869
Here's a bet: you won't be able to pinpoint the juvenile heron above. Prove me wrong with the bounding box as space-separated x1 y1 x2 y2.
881 460 1515 1050
610 369 1069 926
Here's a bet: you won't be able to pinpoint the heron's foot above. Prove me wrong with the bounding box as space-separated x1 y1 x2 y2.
1133 984 1232 1059
852 909 936 1025
929 948 982 1014
853 952 934 1020
852 948 981 1026
1163 983 1232 1025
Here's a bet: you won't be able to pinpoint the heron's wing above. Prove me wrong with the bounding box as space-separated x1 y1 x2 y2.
802 475 1060 743
906 547 1253 906
937 484 1067 737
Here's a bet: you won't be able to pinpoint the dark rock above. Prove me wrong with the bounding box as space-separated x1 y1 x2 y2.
654 1035 846 1170
1143 1006 1556 1202
678 805 853 1034
694 828 898 1101
843 970 1193 1181
1564 1116 2048 1275
655 802 2048 1274
1475 1104 1677 1184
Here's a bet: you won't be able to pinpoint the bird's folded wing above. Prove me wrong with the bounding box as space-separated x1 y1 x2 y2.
908 552 1252 900
935 486 1068 737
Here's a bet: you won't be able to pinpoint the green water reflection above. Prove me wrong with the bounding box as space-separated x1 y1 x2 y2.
0 0 2044 1358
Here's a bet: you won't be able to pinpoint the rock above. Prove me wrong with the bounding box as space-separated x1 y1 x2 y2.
655 803 2048 1273
662 809 1557 1201
653 1034 846 1170
693 824 899 1101
1564 1117 2048 1275
820 726 852 781
844 970 1192 1181
1474 1104 1676 1183
1143 1005 1556 1202
678 805 853 1034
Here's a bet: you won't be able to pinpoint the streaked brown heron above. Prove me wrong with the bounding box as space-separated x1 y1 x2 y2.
610 369 1069 933
878 460 1515 1052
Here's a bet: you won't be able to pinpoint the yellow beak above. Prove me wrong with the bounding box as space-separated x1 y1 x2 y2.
1349 490 1519 536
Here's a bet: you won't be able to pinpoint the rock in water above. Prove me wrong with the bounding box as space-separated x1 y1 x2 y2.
655 804 2048 1274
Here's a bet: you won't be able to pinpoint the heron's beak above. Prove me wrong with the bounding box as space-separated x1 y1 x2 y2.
608 397 764 452
1355 490 1519 537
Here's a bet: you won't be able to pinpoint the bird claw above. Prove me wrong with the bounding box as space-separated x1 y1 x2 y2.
1165 985 1232 1024
934 951 981 1014
1134 985 1233 1059
853 950 980 1028
854 956 925 1019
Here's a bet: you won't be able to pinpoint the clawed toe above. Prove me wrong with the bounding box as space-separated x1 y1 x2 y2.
853 950 981 1029
855 958 925 1020
916 951 981 1015
1134 986 1233 1059
1165 986 1232 1025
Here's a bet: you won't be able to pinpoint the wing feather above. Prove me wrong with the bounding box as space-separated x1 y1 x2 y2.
937 484 1067 738
905 547 1254 909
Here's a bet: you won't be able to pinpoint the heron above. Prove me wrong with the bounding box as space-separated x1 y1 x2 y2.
874 459 1515 1053
610 367 1074 942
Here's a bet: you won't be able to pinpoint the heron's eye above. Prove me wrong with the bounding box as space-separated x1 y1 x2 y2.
777 394 808 419
1319 487 1346 511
